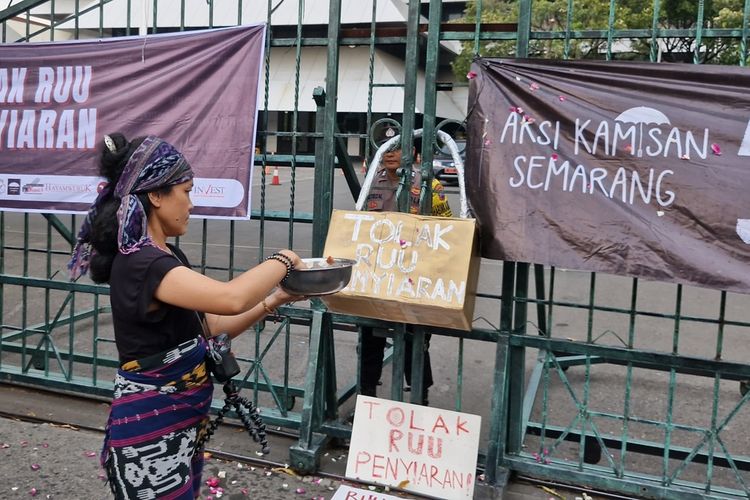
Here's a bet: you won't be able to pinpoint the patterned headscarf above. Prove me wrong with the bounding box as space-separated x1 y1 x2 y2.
68 136 194 280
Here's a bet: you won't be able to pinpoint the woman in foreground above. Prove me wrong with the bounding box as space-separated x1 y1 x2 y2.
68 133 302 499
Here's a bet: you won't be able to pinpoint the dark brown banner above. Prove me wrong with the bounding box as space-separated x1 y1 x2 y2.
0 25 265 218
466 58 750 293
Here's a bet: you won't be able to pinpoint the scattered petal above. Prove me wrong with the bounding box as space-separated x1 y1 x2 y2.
478 473 486 481
241 489 249 496
84 451 97 458
295 488 306 494
237 463 243 469
516 106 524 114
466 71 477 80
282 483 289 489
711 143 722 155
1 443 9 448
680 154 690 160
484 138 492 147
515 76 522 81
30 464 41 471
558 95 566 102
41 443 49 448
530 82 540 91
21 441 28 447
543 448 549 455
624 144 633 153
30 488 38 497
218 471 226 479
206 477 220 488
551 153 559 161
523 116 535 124
657 211 665 217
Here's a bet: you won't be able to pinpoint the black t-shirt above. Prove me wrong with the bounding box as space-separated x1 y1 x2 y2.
109 244 203 363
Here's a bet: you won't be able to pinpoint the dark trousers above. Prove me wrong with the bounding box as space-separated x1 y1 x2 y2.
359 325 433 404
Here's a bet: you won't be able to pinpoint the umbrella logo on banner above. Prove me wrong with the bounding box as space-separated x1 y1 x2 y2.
739 120 750 157
737 220 750 244
615 106 671 157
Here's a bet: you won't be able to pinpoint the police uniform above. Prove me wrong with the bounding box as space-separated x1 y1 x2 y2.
359 165 452 405
365 167 453 217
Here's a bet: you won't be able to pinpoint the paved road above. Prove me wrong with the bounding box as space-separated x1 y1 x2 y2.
0 384 591 500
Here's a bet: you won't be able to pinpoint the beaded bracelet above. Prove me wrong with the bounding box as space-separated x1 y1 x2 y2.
265 252 294 281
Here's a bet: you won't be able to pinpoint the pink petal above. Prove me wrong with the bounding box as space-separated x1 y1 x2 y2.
530 82 540 91
206 477 220 488
20 441 28 447
711 143 722 155
241 489 249 496
1 443 9 449
30 464 40 471
29 488 38 497
466 71 477 80
680 154 690 160
509 106 518 113
551 153 559 161
558 95 566 102
41 443 49 448
624 145 633 153
516 107 524 114
523 116 535 124
295 488 306 494
484 139 492 146
84 451 97 458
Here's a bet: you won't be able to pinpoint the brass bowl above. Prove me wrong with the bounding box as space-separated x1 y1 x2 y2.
280 258 356 296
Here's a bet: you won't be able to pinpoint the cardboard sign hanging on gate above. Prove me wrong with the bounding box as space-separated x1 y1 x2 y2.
321 209 480 331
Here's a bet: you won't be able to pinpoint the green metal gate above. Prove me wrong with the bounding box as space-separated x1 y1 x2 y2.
2 1 750 498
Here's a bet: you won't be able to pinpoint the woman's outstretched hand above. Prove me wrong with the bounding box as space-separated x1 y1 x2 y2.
267 287 306 308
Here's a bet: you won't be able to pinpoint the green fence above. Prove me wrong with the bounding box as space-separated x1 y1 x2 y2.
2 1 750 498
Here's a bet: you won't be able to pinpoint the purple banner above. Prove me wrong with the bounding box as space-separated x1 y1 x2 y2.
466 58 750 294
0 25 266 218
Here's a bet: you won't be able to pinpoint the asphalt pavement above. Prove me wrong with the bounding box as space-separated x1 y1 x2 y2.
0 383 596 500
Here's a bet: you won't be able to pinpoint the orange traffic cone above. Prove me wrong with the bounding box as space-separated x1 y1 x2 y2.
271 166 281 186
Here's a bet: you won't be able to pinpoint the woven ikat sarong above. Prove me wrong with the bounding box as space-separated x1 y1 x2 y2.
102 337 213 499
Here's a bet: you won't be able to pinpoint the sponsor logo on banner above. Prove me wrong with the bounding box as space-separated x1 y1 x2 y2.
191 178 245 208
0 175 102 203
23 179 45 194
8 179 21 195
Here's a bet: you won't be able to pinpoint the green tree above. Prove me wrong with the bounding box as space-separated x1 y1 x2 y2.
451 0 647 78
451 0 748 78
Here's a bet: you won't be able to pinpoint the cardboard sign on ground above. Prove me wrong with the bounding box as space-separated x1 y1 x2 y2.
322 209 480 331
345 396 481 500
330 485 402 500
